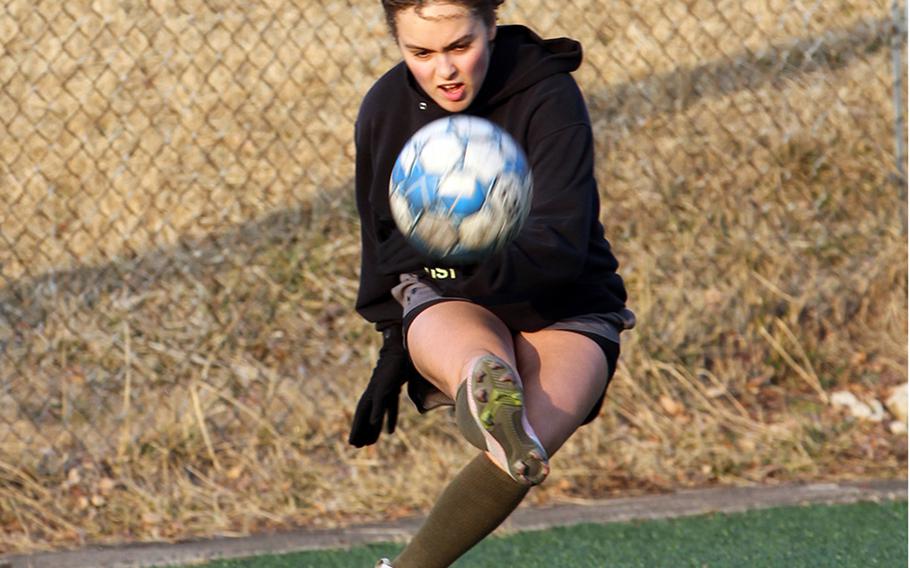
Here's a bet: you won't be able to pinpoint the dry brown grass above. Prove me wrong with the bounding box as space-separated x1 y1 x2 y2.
0 0 906 555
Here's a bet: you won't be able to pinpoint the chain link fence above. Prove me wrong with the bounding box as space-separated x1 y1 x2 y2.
1 0 906 553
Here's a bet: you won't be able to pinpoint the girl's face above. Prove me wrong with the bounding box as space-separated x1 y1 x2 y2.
395 2 496 113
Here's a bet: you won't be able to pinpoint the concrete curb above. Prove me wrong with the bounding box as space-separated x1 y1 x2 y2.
1 478 906 568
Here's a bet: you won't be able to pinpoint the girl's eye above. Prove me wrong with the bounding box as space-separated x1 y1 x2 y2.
414 51 431 59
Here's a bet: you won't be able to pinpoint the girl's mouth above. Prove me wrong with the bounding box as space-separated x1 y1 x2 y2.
439 82 466 101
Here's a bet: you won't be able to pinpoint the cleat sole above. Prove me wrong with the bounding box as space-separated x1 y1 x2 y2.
464 355 549 486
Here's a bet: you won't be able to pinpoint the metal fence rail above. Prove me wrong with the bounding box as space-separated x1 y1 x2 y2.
0 0 905 552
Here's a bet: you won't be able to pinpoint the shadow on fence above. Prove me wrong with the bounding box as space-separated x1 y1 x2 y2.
0 14 898 330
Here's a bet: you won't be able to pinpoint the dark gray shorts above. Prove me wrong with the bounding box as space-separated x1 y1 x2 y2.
392 274 633 344
391 274 635 423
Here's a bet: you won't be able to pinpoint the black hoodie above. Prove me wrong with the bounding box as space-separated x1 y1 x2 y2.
354 25 627 331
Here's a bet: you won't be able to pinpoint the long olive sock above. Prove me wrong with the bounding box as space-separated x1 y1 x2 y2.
393 453 530 568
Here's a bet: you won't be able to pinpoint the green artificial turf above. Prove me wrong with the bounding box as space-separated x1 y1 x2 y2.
191 499 908 567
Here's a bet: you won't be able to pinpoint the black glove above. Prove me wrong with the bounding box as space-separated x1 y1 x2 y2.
348 325 412 447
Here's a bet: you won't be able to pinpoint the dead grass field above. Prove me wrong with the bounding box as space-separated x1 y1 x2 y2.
0 0 906 555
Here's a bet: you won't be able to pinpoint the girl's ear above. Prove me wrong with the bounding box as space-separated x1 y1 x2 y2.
487 23 497 43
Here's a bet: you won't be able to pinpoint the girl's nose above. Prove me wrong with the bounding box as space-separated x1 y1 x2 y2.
436 54 457 79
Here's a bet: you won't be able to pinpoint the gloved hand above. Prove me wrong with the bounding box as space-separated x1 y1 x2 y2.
348 324 412 447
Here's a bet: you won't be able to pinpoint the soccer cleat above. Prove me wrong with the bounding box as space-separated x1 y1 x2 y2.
455 354 550 485
374 559 394 567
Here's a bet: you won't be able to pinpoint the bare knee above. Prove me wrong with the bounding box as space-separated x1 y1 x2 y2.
405 301 516 399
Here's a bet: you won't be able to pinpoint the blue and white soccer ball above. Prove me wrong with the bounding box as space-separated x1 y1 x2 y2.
389 116 533 264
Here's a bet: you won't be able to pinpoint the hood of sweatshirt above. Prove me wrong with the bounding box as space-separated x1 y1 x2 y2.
474 25 583 108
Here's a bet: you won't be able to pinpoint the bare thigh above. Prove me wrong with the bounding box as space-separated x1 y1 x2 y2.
514 329 608 456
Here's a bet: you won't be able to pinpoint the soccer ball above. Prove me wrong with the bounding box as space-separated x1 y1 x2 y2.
389 115 533 264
